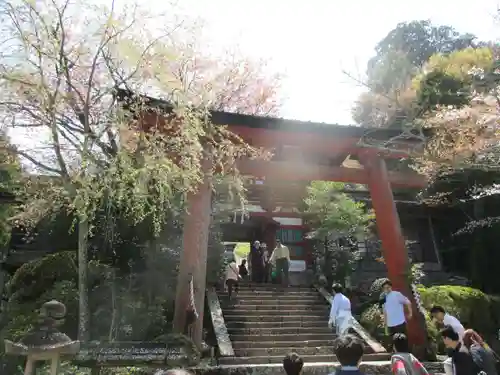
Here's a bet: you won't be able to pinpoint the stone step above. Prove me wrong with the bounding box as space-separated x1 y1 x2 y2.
236 284 314 291
219 295 321 302
224 297 323 304
218 352 391 365
232 339 336 349
221 304 329 311
234 345 335 357
229 326 333 335
223 314 327 322
225 320 328 329
230 333 335 342
218 290 320 298
223 309 328 317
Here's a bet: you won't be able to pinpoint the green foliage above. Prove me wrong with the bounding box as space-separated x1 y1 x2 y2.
2 245 182 342
8 251 107 306
303 181 374 239
416 71 471 110
423 47 494 83
3 251 109 342
0 133 21 250
353 21 482 130
367 20 476 93
412 47 494 111
305 182 373 285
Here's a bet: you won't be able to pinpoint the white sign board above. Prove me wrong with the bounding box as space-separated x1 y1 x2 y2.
289 260 306 273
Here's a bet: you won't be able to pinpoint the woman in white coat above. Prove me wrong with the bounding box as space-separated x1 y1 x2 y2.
328 283 353 336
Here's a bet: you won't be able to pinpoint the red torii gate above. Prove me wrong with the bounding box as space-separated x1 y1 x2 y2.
117 90 429 354
172 109 429 352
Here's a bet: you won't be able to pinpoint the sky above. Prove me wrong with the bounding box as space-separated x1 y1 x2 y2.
172 0 500 125
5 0 500 157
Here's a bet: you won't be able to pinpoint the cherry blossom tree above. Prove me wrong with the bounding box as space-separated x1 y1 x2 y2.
415 65 500 179
0 0 280 340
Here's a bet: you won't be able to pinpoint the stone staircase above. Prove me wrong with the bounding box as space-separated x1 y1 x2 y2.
217 284 388 365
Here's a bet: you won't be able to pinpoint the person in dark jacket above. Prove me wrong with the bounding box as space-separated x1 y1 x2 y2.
463 329 498 375
441 325 481 375
249 240 264 283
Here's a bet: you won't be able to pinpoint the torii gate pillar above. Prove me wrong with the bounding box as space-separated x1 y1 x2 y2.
361 154 427 353
173 160 212 348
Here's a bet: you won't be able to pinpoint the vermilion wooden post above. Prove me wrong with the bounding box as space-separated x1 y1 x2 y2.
172 160 212 348
362 154 427 352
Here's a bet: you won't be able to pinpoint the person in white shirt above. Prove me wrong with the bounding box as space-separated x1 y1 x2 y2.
269 239 290 287
381 280 413 342
430 305 465 341
328 284 353 336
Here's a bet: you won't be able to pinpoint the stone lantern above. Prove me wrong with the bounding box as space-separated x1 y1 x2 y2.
4 300 80 375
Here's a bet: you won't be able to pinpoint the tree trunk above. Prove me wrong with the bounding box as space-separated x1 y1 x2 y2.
78 217 90 342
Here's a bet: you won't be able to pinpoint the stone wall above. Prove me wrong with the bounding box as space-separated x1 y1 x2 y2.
141 362 445 375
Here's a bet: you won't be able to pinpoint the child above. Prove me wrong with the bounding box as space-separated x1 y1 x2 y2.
331 334 365 375
283 352 304 375
391 333 429 375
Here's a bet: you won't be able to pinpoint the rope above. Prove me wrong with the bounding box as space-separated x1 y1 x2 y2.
410 282 427 316
185 274 198 332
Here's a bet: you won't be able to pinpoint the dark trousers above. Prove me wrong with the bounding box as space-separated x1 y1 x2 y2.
263 263 271 283
226 279 238 299
275 258 289 286
388 322 408 349
251 264 264 283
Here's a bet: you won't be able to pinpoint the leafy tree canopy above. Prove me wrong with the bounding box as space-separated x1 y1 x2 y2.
367 20 476 93
303 181 374 239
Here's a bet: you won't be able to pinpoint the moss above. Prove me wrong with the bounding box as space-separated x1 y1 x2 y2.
360 285 500 354
4 251 111 342
8 251 78 304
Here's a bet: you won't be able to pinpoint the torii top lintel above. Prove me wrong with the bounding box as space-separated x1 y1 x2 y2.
210 109 424 159
115 88 428 189
209 110 428 188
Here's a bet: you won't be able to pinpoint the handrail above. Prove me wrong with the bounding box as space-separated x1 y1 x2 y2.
206 287 234 357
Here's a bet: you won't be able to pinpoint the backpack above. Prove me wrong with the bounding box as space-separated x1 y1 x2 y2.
391 354 426 375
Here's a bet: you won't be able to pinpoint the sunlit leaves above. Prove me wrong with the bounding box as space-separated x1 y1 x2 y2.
303 181 374 239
